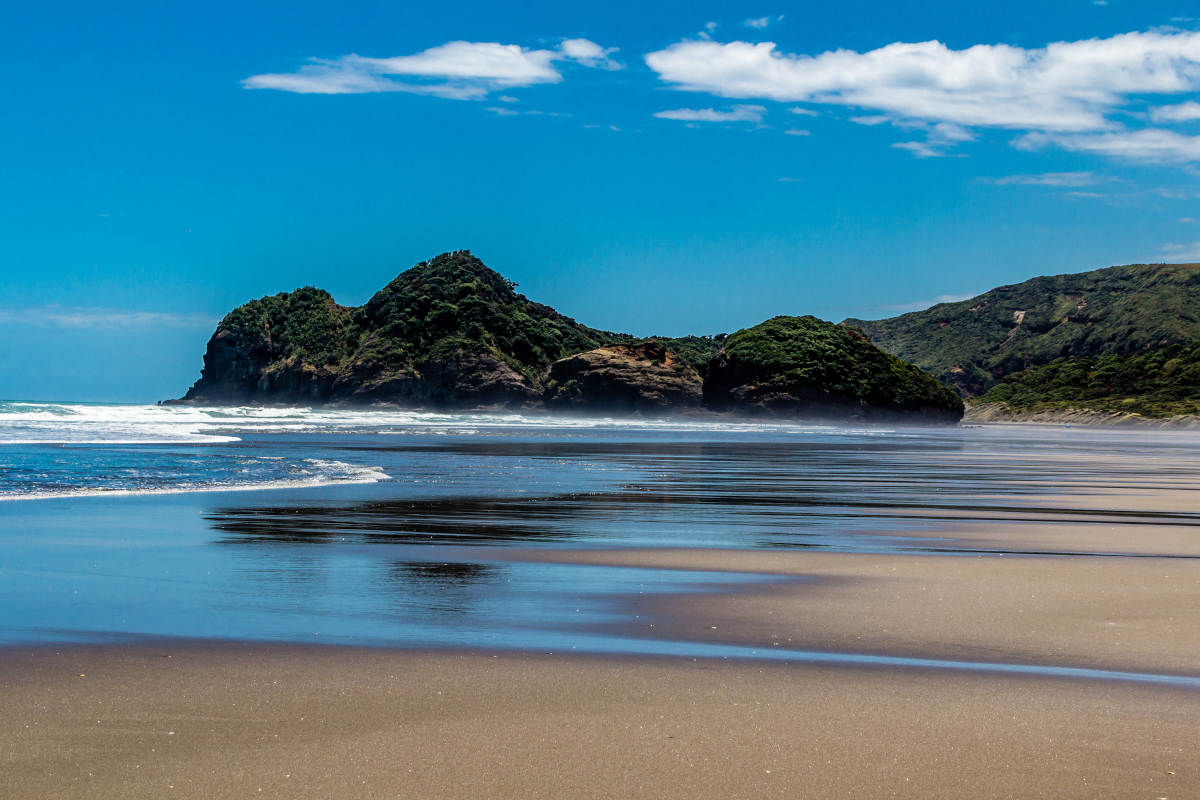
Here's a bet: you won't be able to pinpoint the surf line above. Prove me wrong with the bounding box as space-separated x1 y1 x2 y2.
494 632 1200 689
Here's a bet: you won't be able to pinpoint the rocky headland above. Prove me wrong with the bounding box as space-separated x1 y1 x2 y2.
172 251 964 423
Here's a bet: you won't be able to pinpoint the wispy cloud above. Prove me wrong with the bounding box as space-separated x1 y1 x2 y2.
485 106 568 117
881 293 978 313
645 30 1200 161
1016 129 1200 164
744 15 784 29
244 38 620 98
1158 241 1200 261
891 121 974 158
0 306 218 329
1149 101 1200 123
986 171 1108 187
653 104 765 122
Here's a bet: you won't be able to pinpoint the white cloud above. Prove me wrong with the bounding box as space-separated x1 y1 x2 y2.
1150 101 1200 122
1158 241 1200 261
653 104 766 122
0 306 218 329
557 38 622 70
988 171 1106 186
1017 129 1200 163
645 31 1200 134
783 128 810 136
485 107 567 117
892 141 943 158
850 115 891 126
891 120 975 157
744 15 784 29
882 293 978 313
245 38 619 98
789 106 818 116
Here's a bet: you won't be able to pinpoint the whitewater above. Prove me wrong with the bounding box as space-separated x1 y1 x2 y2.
0 400 903 501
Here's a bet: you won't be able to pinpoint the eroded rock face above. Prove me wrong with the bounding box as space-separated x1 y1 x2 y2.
543 342 702 414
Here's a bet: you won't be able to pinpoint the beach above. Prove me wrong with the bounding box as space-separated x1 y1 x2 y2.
3 641 1196 799
2 411 1199 798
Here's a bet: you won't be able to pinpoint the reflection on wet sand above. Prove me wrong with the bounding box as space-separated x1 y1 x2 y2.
196 428 1200 679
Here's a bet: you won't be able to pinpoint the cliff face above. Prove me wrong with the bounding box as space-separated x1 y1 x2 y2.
544 342 703 413
175 251 963 423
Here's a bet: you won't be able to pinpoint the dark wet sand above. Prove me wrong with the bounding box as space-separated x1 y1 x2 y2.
5 485 1200 798
525 547 1200 676
2 643 1196 800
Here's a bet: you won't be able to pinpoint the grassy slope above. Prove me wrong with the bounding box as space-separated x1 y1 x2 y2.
978 344 1200 418
844 263 1200 396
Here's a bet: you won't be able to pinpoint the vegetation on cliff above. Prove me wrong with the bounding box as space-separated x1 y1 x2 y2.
184 251 627 405
844 263 1200 396
704 316 964 420
179 251 963 421
978 344 1200 418
351 253 627 387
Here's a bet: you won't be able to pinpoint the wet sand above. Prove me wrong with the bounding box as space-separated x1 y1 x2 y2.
527 547 1200 675
5 443 1200 797
2 643 1196 800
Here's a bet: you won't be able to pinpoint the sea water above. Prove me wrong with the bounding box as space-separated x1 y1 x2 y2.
3 401 1200 681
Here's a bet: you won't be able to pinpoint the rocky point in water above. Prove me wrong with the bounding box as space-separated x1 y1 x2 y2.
171 250 963 422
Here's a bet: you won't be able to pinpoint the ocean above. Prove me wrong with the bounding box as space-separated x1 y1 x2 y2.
3 401 1200 674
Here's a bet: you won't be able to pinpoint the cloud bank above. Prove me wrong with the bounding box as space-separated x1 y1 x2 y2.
645 30 1200 160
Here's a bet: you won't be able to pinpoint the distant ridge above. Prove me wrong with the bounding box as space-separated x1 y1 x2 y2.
172 251 963 423
844 263 1200 397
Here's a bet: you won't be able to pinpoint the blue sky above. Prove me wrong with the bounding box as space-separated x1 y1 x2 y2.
3 0 1200 401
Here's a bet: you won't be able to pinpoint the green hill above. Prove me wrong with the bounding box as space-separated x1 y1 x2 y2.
843 263 1200 396
978 344 1200 418
182 251 629 406
175 250 962 422
705 316 963 421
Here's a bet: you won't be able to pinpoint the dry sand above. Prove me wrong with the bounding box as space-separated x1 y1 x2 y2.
1 643 1196 800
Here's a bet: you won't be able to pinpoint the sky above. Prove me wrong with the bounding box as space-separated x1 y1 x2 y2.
3 0 1200 402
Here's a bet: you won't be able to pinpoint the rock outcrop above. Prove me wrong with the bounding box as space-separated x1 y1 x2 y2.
703 316 964 422
543 342 703 413
175 251 621 409
171 251 963 423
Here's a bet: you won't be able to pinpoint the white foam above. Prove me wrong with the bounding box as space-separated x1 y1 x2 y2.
0 401 901 444
0 460 391 502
